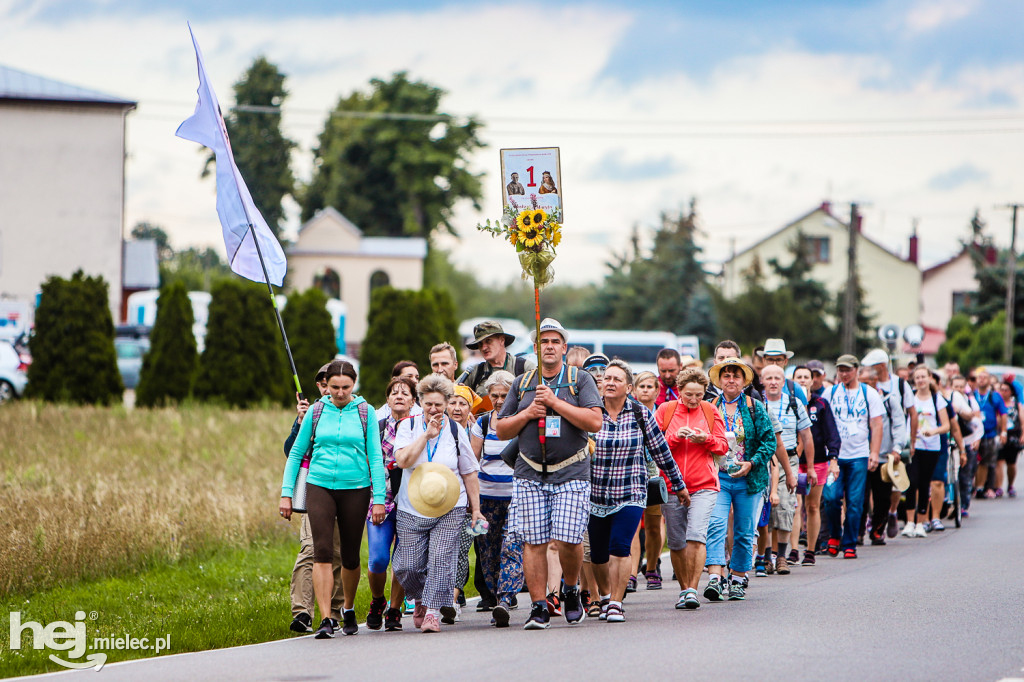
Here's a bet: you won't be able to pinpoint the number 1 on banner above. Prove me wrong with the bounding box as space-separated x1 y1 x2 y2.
526 166 536 187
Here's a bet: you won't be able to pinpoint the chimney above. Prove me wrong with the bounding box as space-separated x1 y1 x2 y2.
854 212 863 233
820 200 832 215
908 226 919 265
986 245 997 265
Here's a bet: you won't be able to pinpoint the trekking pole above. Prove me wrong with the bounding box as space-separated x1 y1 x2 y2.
534 281 547 471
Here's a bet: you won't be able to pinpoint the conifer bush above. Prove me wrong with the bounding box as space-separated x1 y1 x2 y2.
135 281 198 407
281 287 337 400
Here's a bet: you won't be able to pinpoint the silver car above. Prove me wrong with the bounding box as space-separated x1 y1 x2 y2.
0 341 28 404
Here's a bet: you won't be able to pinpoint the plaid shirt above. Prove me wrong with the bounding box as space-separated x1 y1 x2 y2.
591 402 684 515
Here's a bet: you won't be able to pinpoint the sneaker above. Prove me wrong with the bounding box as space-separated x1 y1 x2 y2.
826 538 840 556
384 607 403 631
605 603 625 622
645 571 663 590
340 610 359 636
421 613 440 633
801 550 816 566
440 605 458 625
765 553 776 575
912 522 928 538
1009 487 1017 498
403 598 416 615
314 617 338 639
492 601 511 628
704 576 726 602
931 518 945 532
580 590 592 609
870 532 886 546
675 589 700 610
546 592 562 617
524 604 550 630
901 522 916 538
727 578 747 601
922 520 933 532
787 549 799 565
456 589 466 607
476 598 495 612
984 489 997 499
625 576 638 593
510 595 519 609
754 557 767 578
961 509 970 519
289 612 313 633
366 596 387 630
413 603 427 629
775 555 790 575
995 488 1004 498
598 599 610 620
563 587 585 624
843 548 857 559
886 512 899 538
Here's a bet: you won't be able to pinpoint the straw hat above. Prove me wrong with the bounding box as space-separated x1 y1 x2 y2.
708 357 754 389
407 462 461 517
880 454 910 493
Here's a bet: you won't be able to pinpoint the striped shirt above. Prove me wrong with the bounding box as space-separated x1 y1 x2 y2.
471 412 514 500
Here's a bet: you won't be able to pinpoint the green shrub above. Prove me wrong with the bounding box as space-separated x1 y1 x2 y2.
281 287 337 400
193 279 291 407
26 270 122 404
135 281 198 406
360 287 443 403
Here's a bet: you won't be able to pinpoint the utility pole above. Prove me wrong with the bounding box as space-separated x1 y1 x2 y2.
999 204 1021 363
842 203 860 354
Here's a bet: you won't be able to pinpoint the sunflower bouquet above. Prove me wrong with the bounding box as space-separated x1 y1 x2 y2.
477 195 563 289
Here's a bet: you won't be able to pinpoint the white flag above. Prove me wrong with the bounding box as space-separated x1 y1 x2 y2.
175 23 287 286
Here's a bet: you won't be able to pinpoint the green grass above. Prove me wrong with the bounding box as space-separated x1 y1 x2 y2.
1 533 477 679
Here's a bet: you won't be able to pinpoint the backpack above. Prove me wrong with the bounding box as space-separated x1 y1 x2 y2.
783 378 800 421
516 365 581 400
655 399 718 436
461 355 530 392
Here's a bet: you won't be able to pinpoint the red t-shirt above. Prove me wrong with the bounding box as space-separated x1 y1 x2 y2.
655 400 729 494
656 379 680 407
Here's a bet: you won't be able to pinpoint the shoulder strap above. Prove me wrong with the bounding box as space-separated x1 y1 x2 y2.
631 400 655 460
663 400 678 432
357 402 368 439
306 401 326 462
518 369 537 399
785 379 798 417
860 384 870 424
378 417 388 438
568 365 579 397
699 401 716 432
449 416 462 460
481 413 491 438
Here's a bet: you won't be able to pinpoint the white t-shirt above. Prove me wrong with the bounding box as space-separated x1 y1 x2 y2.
377 402 423 421
393 414 478 518
829 383 885 460
949 391 983 448
878 376 915 412
915 393 949 451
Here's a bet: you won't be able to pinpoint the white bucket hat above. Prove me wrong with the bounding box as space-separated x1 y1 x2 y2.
530 318 569 344
759 338 794 359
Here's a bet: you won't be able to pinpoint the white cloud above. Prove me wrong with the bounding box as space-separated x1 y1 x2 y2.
904 0 979 34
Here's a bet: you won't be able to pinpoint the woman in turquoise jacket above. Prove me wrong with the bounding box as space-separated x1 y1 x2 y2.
280 360 387 639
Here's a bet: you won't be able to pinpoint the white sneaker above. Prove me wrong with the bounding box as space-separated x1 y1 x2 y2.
454 604 462 622
901 522 916 537
912 522 928 538
930 518 945 531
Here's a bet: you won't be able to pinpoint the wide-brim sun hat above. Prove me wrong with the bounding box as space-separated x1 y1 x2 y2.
530 317 569 344
758 338 794 359
709 357 754 389
466 320 516 350
880 454 910 493
407 461 461 517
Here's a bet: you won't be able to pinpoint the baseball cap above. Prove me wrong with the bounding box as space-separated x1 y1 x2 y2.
315 363 331 382
836 354 859 369
806 360 826 376
861 348 889 367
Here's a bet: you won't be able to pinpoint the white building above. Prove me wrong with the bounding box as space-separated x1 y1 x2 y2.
286 207 427 353
0 65 135 321
720 202 922 331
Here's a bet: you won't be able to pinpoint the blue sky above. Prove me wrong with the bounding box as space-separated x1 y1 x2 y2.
2 0 1022 283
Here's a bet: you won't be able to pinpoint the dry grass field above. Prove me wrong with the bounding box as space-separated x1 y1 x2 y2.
0 402 296 596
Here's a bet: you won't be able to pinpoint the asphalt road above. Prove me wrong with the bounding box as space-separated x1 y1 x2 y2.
17 497 1024 682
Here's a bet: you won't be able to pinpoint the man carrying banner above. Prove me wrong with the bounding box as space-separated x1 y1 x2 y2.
495 318 602 630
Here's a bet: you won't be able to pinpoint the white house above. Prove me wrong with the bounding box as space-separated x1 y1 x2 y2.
0 65 135 321
286 207 427 352
720 202 922 331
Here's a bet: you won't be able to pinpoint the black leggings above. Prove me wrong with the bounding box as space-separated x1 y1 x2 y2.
908 450 940 517
306 484 371 567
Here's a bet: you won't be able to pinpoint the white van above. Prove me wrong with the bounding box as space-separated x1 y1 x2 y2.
564 329 700 376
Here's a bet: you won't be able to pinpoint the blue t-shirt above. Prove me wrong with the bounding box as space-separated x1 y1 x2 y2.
974 389 1008 438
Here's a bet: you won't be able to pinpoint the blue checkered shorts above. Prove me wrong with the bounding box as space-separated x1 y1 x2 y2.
512 478 590 545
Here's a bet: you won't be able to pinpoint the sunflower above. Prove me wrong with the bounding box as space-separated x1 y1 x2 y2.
547 223 562 247
521 227 543 248
509 229 520 245
516 209 536 231
530 209 547 228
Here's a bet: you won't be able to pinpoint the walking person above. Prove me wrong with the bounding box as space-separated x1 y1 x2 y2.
902 366 950 538
392 374 485 633
589 360 686 622
280 360 387 639
458 321 536 395
703 358 776 602
451 384 484 617
495 318 603 629
973 368 1008 497
365 376 418 632
633 371 666 589
858 366 907 545
823 355 884 559
655 368 727 609
994 380 1020 498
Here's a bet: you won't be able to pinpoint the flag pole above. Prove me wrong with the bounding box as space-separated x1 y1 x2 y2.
246 222 304 400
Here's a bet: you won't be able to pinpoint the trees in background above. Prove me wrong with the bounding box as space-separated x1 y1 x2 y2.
282 288 338 400
135 281 197 407
27 271 122 404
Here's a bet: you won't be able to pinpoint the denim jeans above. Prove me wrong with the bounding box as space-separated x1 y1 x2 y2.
705 473 761 573
823 457 868 550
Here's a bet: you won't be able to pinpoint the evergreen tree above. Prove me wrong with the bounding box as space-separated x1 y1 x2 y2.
135 281 198 407
130 221 173 261
193 279 291 407
936 313 974 365
835 278 876 356
203 57 295 242
426 288 463 366
281 287 338 400
27 270 122 404
767 229 838 357
301 72 485 238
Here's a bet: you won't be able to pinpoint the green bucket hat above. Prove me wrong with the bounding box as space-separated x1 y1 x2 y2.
466 321 516 350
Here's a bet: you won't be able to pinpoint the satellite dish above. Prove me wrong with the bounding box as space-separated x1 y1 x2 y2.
877 324 901 344
903 324 925 348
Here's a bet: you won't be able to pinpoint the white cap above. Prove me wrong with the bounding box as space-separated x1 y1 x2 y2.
530 318 569 344
861 348 889 367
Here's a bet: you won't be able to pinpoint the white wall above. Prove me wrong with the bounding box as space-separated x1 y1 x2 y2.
921 252 976 330
0 101 130 320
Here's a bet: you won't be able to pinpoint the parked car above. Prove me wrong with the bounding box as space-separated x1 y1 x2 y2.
0 340 29 404
115 337 150 390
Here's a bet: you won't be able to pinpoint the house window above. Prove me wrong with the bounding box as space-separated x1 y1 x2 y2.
803 236 830 264
952 291 975 315
314 268 341 299
370 270 390 292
